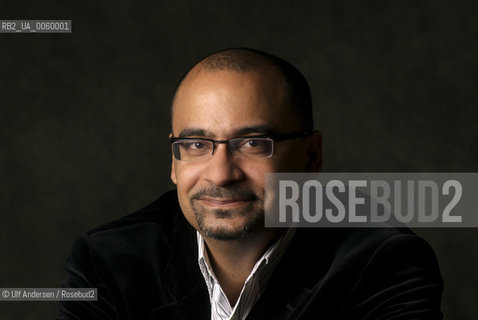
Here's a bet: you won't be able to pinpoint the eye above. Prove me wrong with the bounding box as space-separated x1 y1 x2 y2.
236 138 272 157
192 141 208 149
242 138 266 148
183 140 209 150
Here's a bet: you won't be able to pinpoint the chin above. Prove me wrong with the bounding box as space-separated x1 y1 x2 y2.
201 227 250 240
197 214 260 241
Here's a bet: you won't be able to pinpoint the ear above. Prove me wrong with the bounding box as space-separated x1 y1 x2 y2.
171 157 177 185
305 130 322 172
169 132 178 185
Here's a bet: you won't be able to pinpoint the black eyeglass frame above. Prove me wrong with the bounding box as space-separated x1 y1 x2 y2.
170 130 312 160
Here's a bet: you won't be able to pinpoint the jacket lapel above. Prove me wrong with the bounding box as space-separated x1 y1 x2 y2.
246 228 339 320
149 208 211 319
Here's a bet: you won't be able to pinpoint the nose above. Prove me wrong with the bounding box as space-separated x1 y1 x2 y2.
203 143 244 186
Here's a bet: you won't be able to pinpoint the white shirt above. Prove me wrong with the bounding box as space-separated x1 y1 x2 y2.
197 229 295 320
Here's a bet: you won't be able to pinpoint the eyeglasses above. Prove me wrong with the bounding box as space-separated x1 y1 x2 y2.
170 131 311 162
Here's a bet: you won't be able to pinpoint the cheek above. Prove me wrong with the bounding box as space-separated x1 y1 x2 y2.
174 165 201 195
243 161 272 189
174 164 202 227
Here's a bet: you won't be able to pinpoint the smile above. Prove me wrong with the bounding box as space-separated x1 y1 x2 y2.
197 198 253 209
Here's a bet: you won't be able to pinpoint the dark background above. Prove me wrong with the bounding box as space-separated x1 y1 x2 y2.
1 1 477 319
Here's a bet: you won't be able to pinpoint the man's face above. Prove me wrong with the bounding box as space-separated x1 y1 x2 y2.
171 68 315 240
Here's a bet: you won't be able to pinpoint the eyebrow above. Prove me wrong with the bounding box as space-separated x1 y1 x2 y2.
233 126 277 136
177 125 277 138
177 128 210 137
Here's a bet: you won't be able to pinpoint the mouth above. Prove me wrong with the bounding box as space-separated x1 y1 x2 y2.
197 197 254 209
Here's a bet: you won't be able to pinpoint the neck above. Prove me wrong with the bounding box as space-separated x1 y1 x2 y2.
202 228 283 306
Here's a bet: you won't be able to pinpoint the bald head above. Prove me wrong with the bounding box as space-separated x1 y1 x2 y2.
196 48 277 72
171 48 313 131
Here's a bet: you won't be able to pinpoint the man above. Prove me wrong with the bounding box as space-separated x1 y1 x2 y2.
58 48 443 319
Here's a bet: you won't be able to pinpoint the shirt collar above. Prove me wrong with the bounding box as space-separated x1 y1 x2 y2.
196 228 296 287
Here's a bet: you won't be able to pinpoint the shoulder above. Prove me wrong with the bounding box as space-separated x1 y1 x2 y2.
250 227 443 319
66 190 190 282
294 227 428 265
270 227 443 319
333 227 434 266
59 190 201 318
345 228 443 318
302 227 442 284
324 228 443 318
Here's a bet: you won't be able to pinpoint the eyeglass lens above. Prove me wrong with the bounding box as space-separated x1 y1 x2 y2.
172 137 274 161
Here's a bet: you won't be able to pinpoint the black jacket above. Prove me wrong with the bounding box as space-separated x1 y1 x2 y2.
58 190 443 319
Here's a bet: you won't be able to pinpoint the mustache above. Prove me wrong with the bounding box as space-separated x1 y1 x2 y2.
191 187 260 201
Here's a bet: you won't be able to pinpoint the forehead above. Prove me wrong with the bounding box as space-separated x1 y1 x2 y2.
172 69 301 137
